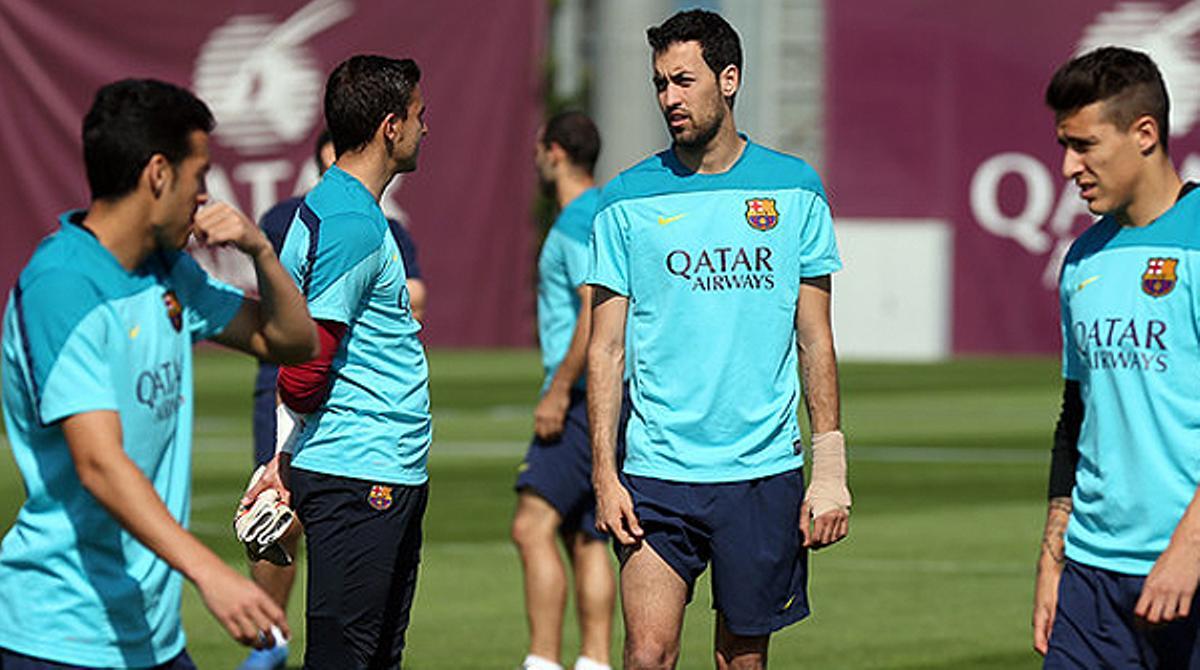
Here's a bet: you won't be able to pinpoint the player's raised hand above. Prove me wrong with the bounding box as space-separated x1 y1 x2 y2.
1135 537 1200 624
193 201 271 258
594 475 643 545
192 556 289 649
533 387 570 441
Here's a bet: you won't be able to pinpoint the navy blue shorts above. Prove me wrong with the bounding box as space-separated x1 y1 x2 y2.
251 364 278 467
1046 559 1200 669
624 468 809 637
0 647 196 669
290 468 427 670
515 389 629 541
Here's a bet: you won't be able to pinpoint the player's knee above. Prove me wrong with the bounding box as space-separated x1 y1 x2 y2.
510 509 553 550
624 638 678 670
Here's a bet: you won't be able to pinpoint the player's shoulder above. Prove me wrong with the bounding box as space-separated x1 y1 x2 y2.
553 188 602 243
1063 217 1119 269
743 142 827 200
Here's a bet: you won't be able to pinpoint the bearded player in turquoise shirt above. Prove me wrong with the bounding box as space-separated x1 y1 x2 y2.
1034 47 1200 668
587 10 850 669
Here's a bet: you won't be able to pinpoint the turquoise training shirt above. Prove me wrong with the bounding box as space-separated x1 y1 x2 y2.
0 212 243 667
538 188 600 393
279 166 431 485
1059 186 1200 575
588 139 841 483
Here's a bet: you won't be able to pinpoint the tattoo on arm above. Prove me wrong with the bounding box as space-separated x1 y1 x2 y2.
1041 496 1072 564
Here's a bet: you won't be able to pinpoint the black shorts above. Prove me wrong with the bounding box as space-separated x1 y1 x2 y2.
0 648 196 669
290 468 428 670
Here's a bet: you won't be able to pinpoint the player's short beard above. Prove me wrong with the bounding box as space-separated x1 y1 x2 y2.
673 104 724 152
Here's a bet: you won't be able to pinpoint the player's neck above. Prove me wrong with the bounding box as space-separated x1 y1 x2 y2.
81 197 158 270
335 149 395 202
673 118 745 175
555 170 595 209
1116 159 1184 228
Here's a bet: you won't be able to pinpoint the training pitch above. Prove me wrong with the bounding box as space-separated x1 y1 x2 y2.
0 349 1056 669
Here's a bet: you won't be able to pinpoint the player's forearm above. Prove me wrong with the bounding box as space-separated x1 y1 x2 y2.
797 277 841 433
64 413 225 584
1040 497 1072 566
587 334 624 483
249 244 319 363
1166 486 1200 554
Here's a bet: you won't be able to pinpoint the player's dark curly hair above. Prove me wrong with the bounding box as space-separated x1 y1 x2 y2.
82 79 214 201
324 55 421 157
542 111 600 175
647 9 743 108
1045 46 1170 153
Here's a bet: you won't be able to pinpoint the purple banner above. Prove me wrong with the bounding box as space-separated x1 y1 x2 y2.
0 0 545 345
827 0 1200 353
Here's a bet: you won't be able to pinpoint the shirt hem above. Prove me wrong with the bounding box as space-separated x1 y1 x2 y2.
622 458 802 484
289 460 429 486
0 626 184 668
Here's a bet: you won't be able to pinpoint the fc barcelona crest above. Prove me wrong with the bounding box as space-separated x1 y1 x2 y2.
162 291 183 332
745 198 779 231
1142 258 1179 297
368 485 393 511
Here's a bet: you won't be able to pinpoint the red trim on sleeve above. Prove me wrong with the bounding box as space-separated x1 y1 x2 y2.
278 320 347 414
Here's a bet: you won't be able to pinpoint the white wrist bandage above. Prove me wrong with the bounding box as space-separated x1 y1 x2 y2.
275 403 305 455
806 430 851 517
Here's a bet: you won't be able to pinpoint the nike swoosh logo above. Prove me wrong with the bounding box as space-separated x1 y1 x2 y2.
1076 275 1101 292
129 325 141 339
657 213 685 226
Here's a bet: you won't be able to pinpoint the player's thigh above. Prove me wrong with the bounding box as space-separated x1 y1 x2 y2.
621 541 688 647
710 469 808 637
292 469 426 665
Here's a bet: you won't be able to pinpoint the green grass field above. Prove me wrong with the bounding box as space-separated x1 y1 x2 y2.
0 349 1060 669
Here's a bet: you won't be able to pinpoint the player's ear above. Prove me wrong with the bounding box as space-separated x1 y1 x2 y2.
145 154 171 198
1132 114 1161 157
379 113 401 143
719 64 739 103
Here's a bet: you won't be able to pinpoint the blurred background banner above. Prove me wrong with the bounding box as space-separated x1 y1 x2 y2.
0 0 546 346
8 0 1200 356
826 0 1200 355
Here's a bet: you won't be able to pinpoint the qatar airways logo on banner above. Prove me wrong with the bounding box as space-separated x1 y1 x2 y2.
970 1 1200 288
186 0 410 225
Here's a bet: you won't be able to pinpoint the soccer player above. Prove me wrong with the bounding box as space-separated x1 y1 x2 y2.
0 79 318 668
513 111 623 670
586 10 850 670
249 54 431 668
1033 46 1200 668
240 127 429 670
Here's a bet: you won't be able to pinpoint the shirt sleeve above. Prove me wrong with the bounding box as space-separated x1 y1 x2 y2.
296 213 384 325
171 252 246 343
587 203 631 296
13 277 119 424
797 193 843 278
